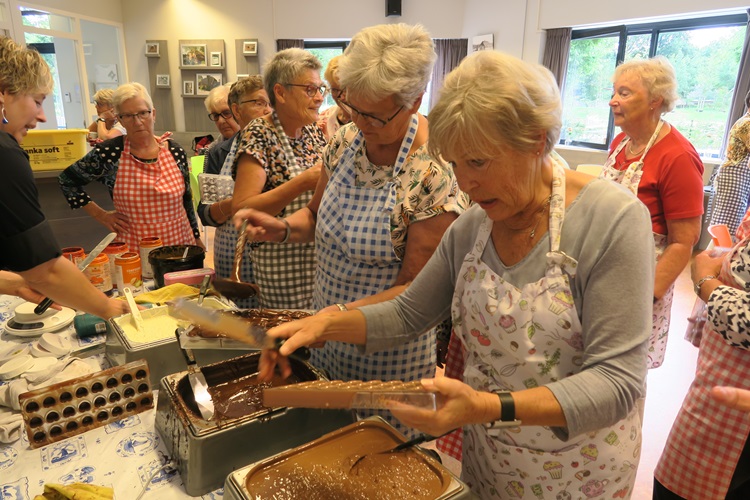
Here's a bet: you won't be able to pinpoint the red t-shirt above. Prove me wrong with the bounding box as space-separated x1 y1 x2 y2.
609 127 704 235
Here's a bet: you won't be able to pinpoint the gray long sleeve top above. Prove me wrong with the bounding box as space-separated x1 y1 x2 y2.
360 178 655 440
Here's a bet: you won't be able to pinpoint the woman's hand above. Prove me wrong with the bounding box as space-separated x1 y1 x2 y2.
691 251 724 283
258 314 333 381
712 386 750 412
0 271 60 309
299 162 322 192
94 210 129 234
232 208 287 242
389 377 496 436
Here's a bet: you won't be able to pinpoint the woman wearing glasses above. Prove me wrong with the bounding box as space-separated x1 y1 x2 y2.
198 76 271 307
230 48 325 309
204 84 240 142
235 24 466 437
317 55 351 141
59 82 203 254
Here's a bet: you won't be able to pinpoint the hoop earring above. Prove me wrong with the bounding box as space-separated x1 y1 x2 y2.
1 106 7 125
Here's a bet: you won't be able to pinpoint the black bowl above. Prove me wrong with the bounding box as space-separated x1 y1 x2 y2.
148 245 205 289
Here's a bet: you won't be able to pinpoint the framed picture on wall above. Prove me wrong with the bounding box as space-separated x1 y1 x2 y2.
156 74 170 88
145 42 160 57
196 73 223 95
210 52 222 67
242 39 258 55
180 43 207 67
471 34 494 52
183 80 194 95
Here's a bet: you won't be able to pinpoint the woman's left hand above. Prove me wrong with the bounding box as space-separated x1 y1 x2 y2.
389 377 493 436
258 315 332 381
691 250 724 283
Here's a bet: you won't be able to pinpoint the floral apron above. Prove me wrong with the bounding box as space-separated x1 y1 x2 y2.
112 138 195 253
311 115 436 439
452 163 641 499
213 136 257 308
600 120 672 369
251 112 316 309
655 233 750 498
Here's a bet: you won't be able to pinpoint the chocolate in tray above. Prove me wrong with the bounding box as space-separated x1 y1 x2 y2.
18 359 154 448
186 309 312 338
262 380 437 410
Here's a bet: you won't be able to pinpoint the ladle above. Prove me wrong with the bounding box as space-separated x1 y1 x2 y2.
348 430 456 474
211 220 261 300
174 327 214 420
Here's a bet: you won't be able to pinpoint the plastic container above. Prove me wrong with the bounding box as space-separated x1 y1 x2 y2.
103 241 128 289
84 253 112 293
114 252 143 294
163 268 215 287
62 246 85 266
22 129 88 171
139 237 162 279
74 313 110 338
148 245 205 289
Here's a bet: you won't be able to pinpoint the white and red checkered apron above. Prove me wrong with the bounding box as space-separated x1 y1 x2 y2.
112 138 195 253
600 120 673 369
655 232 750 498
445 163 641 499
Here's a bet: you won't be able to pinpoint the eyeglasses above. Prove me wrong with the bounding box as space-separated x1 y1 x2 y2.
285 83 328 98
118 110 152 123
330 87 345 99
239 99 270 109
208 109 234 122
339 101 403 129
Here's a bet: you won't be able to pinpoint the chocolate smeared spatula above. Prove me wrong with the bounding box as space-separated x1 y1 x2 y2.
174 328 214 420
211 220 261 300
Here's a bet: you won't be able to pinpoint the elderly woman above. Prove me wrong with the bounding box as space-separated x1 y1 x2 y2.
198 76 270 307
257 50 654 498
88 88 125 144
317 55 351 141
230 49 325 309
655 209 750 498
204 83 240 142
601 56 704 368
709 89 750 239
234 23 466 437
59 82 203 254
0 37 126 318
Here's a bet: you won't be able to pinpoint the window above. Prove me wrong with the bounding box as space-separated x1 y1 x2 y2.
561 15 746 159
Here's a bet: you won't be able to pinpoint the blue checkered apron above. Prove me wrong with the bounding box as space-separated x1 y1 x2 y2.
213 136 258 309
311 114 436 438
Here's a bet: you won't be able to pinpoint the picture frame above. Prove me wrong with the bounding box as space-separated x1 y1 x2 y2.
210 51 222 67
183 80 195 96
236 74 249 79
180 43 207 67
242 39 258 56
472 34 494 52
155 74 170 88
145 42 160 57
196 73 223 96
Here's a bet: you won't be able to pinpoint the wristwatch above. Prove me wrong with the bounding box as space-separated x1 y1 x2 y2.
484 391 522 429
97 117 105 123
694 275 717 296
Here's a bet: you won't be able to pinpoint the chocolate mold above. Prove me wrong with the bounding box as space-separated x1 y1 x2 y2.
19 359 153 449
262 379 438 410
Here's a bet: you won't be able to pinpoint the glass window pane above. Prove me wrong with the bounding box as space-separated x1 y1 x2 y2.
19 6 73 33
625 33 651 61
657 26 745 158
561 35 619 146
307 47 344 111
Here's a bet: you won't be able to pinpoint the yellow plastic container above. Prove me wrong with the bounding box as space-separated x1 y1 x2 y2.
22 129 88 171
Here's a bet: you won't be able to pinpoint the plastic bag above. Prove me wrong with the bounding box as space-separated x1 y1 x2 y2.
685 297 707 348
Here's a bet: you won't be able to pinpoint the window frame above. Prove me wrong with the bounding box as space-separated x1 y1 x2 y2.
564 13 747 151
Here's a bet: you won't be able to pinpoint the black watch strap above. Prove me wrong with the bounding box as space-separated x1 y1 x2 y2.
484 391 521 429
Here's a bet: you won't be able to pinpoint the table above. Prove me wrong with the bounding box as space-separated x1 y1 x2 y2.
0 295 223 499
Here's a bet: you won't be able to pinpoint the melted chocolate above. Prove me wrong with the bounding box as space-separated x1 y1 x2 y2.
187 309 311 338
208 373 299 420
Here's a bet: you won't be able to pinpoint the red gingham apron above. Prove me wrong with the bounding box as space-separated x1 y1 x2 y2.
112 138 195 253
655 230 750 498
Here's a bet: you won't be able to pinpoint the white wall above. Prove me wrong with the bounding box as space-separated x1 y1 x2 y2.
462 0 527 57
24 0 123 23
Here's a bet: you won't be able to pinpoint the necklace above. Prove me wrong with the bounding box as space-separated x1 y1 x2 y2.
627 140 646 157
528 195 553 239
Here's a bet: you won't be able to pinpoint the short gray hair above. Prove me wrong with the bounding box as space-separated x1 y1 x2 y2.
112 82 153 114
263 48 322 107
338 23 435 108
229 75 264 108
203 83 231 113
428 50 562 162
613 56 678 113
93 88 115 106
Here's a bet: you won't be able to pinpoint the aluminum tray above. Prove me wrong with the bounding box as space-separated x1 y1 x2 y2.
223 417 474 500
155 352 356 496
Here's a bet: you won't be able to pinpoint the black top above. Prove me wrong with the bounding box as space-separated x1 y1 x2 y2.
0 131 61 271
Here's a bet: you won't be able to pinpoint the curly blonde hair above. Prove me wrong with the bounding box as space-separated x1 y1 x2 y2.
0 37 53 95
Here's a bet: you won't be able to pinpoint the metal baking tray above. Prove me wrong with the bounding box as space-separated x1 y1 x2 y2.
155 351 356 496
223 417 472 500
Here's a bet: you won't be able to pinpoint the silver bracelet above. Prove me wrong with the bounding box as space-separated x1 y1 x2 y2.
279 218 291 244
334 303 348 312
